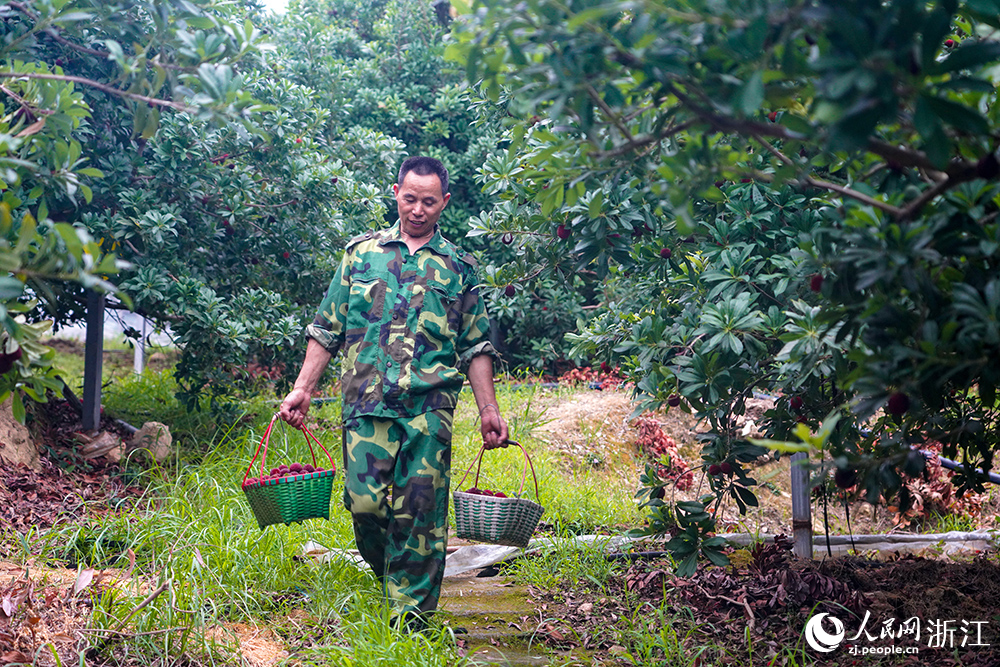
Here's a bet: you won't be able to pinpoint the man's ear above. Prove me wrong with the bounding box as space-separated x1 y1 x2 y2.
442 192 451 207
392 183 400 197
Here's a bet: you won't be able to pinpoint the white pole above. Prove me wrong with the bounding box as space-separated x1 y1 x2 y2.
133 316 146 374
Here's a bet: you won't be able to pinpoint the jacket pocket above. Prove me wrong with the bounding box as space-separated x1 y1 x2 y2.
346 276 386 330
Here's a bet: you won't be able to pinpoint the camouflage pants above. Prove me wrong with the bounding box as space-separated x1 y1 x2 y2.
342 409 454 622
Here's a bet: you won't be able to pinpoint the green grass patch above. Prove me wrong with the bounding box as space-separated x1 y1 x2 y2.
26 370 648 665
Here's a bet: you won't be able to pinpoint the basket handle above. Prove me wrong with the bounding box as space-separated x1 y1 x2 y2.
242 414 338 485
455 441 541 504
300 422 338 472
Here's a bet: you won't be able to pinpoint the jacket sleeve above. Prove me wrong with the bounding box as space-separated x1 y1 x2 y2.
306 250 350 356
455 275 498 374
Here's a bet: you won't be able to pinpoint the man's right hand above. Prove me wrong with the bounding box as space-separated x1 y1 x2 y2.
279 387 312 429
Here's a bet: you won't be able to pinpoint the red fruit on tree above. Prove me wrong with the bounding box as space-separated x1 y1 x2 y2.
790 396 804 412
504 284 515 297
945 38 955 47
768 111 778 122
556 224 570 240
810 274 824 292
660 247 672 259
667 394 681 407
834 468 857 489
295 137 303 143
720 462 733 475
708 464 722 475
282 251 291 259
740 178 752 183
887 392 910 416
600 361 610 373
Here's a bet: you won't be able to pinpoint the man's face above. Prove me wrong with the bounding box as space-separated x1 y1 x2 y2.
393 171 450 240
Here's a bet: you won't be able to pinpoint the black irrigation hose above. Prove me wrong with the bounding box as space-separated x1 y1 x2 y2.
605 551 673 562
927 451 1000 485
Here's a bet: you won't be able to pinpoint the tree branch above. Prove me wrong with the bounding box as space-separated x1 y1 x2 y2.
0 71 195 112
591 119 697 160
750 134 906 217
585 83 637 148
0 83 53 118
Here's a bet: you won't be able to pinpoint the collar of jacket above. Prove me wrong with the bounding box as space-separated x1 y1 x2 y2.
380 222 453 257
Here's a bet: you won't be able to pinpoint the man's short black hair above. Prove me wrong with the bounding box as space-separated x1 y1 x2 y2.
398 156 449 195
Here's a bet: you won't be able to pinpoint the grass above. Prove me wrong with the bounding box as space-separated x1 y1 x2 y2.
25 366 985 665
15 369 648 665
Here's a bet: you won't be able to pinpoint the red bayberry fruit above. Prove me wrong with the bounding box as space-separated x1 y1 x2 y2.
295 137 303 143
945 38 955 47
667 394 681 407
556 224 570 240
740 178 752 183
282 251 291 259
495 492 507 498
708 464 722 476
834 468 857 489
600 361 610 372
768 111 778 122
887 392 910 416
290 463 303 473
810 274 823 292
331 177 338 184
660 248 672 259
790 396 804 412
652 487 666 499
504 285 515 297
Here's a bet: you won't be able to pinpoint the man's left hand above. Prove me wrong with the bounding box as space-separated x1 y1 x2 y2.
480 405 509 450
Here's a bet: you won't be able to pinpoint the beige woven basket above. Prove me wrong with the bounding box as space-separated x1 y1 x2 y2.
453 441 544 548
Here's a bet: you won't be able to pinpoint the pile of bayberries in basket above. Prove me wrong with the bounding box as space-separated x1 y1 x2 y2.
263 462 330 479
463 487 509 498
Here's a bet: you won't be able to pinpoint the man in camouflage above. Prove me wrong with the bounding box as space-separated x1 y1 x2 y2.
279 156 508 627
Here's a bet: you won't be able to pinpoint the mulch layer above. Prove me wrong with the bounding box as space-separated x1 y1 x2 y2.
530 537 1000 666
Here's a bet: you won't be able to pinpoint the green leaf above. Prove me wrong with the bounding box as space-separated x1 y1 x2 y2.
0 277 25 301
676 552 699 577
588 191 603 219
15 213 36 255
748 437 813 454
11 391 24 424
703 546 730 567
914 96 950 168
735 70 765 116
936 41 1000 74
141 107 161 140
923 94 990 135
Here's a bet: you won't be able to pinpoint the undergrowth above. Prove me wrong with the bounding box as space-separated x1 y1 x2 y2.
19 369 643 665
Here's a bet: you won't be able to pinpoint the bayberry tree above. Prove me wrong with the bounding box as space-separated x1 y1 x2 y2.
449 0 1000 571
0 0 270 418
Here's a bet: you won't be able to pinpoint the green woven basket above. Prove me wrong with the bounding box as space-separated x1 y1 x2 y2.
241 415 337 530
453 441 544 548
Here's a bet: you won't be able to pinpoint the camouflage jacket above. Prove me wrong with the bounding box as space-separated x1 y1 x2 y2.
306 223 497 420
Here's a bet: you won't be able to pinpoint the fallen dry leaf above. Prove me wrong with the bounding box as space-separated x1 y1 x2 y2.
73 568 95 595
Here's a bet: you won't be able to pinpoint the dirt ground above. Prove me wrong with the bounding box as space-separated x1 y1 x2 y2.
533 387 1000 537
